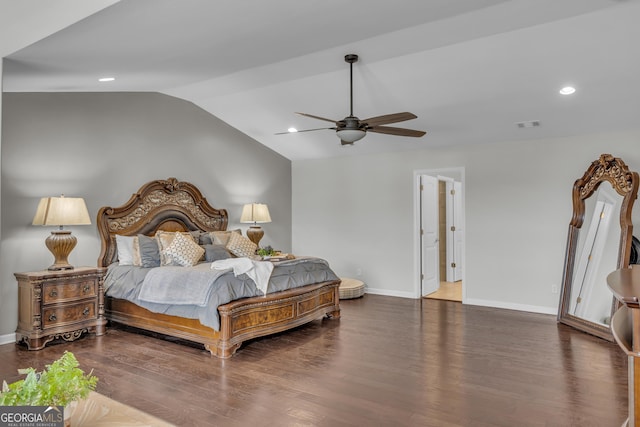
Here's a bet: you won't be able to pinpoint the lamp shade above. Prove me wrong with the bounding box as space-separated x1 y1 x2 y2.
32 196 91 226
336 129 366 144
240 203 271 224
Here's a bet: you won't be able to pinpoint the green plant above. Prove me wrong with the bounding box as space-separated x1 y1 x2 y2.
0 351 98 406
257 245 276 257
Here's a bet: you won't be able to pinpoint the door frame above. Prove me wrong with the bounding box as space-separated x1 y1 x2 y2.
445 179 463 282
413 167 466 300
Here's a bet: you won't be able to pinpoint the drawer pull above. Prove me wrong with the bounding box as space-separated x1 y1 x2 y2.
48 313 57 322
82 285 91 293
82 307 90 316
49 289 58 298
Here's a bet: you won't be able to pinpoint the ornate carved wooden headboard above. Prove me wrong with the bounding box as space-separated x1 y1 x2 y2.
96 177 228 267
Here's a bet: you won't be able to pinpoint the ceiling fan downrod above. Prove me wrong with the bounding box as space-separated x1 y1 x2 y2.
345 54 358 118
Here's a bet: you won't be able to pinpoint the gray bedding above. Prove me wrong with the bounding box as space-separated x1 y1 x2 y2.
103 257 339 331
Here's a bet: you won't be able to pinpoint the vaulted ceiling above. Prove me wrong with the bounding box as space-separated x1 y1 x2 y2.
3 0 640 160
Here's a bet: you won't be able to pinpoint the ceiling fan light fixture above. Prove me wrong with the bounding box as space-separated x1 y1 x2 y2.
336 129 366 143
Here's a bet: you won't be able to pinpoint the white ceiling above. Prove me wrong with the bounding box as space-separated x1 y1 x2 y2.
0 0 118 57
3 0 640 160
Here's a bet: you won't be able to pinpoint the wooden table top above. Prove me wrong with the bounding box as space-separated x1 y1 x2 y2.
607 267 640 308
71 391 175 426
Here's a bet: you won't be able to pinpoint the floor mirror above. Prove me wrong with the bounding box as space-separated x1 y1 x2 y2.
558 153 639 340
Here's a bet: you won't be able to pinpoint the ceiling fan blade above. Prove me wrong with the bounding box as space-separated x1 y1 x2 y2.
295 112 338 124
362 112 417 127
368 126 426 138
275 127 335 135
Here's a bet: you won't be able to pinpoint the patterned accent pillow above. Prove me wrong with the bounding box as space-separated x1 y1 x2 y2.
156 231 199 266
161 232 205 267
226 232 257 258
209 229 241 246
131 236 141 266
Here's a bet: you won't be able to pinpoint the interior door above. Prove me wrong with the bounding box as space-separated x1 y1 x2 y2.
421 175 439 296
446 180 463 282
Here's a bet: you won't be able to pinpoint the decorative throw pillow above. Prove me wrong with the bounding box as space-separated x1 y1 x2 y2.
161 232 205 267
226 232 257 258
155 231 198 266
131 236 141 266
115 235 136 265
203 244 232 262
136 234 161 268
189 230 203 245
209 229 241 246
199 232 213 245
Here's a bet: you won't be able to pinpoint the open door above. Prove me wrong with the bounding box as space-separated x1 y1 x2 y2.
421 175 439 296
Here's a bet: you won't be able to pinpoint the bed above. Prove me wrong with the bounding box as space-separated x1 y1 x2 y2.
97 177 341 358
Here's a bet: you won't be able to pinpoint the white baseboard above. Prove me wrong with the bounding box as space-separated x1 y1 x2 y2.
0 333 16 346
464 298 557 316
364 287 416 299
362 290 558 316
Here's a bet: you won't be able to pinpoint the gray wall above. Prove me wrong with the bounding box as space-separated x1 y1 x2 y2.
292 131 640 313
0 92 291 337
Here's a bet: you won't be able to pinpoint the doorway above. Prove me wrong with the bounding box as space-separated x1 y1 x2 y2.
414 168 465 302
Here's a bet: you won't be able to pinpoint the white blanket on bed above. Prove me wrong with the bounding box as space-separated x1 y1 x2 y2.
211 257 274 295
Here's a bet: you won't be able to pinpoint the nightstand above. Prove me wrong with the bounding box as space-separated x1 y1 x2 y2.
15 267 106 350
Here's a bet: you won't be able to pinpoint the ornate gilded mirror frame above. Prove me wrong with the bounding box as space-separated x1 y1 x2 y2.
558 154 639 340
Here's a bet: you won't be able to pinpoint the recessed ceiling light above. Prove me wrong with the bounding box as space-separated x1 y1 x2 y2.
98 77 115 82
287 127 298 133
559 86 576 95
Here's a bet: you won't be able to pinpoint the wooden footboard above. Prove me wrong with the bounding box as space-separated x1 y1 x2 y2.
105 279 341 358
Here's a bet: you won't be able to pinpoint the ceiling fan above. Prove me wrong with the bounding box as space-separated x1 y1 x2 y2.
277 54 426 145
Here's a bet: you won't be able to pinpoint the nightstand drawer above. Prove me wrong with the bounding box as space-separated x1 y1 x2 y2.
43 279 97 304
42 301 97 328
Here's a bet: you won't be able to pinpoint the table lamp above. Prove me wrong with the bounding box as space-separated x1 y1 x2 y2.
32 195 91 270
240 203 271 246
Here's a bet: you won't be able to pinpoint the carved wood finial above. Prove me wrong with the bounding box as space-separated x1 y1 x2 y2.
579 153 635 199
162 177 180 193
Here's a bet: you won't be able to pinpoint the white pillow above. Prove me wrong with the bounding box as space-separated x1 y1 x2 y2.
115 235 136 265
161 232 205 267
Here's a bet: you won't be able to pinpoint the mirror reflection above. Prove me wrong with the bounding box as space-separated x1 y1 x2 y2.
570 182 620 326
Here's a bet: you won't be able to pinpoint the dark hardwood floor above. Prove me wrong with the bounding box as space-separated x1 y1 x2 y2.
0 295 628 426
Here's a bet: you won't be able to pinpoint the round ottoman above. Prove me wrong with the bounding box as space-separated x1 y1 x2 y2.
339 278 365 299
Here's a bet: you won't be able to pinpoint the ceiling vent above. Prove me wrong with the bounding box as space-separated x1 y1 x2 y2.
516 120 541 129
